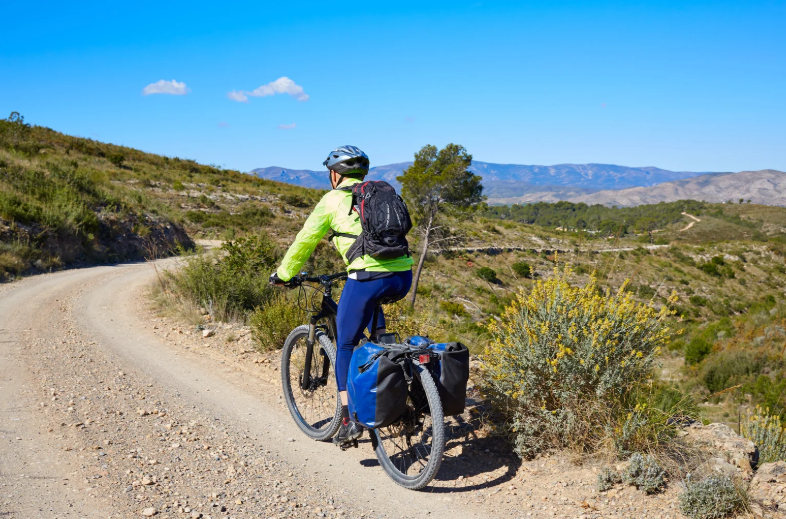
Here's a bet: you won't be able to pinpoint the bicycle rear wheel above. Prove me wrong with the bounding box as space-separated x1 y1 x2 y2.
281 325 341 441
372 361 445 490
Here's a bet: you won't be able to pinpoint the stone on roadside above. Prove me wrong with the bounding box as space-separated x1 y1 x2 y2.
750 461 786 512
683 423 758 475
141 507 156 517
203 329 215 338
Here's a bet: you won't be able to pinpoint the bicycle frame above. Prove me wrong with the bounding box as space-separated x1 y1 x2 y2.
297 272 384 391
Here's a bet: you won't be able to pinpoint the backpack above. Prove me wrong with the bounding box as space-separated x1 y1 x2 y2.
333 181 412 264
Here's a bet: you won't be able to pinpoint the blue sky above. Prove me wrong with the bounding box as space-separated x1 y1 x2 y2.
1 1 784 173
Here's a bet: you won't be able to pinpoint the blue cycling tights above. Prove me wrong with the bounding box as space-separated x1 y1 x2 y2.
334 270 412 392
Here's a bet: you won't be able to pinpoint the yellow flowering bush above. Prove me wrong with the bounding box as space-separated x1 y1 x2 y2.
481 267 676 457
741 406 786 463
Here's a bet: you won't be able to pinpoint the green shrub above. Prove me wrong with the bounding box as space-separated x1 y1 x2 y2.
440 301 470 318
699 262 720 276
678 475 747 519
623 453 666 494
701 351 760 394
249 293 307 351
162 236 278 322
281 194 311 208
511 261 531 278
685 337 713 365
476 266 498 283
741 406 786 463
574 263 591 275
689 295 707 306
173 180 185 191
482 269 675 457
597 468 622 491
107 152 125 167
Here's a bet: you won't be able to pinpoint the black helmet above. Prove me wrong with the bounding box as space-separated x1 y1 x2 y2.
322 145 370 176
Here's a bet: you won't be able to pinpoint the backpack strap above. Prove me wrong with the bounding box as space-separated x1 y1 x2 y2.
328 230 358 242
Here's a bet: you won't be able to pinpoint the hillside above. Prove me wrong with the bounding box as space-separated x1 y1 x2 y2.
0 113 319 280
3 115 786 434
253 161 710 200
563 169 786 207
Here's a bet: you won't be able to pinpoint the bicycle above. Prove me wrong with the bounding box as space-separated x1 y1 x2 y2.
278 272 445 490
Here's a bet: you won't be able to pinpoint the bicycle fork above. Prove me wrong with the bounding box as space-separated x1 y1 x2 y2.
300 323 317 390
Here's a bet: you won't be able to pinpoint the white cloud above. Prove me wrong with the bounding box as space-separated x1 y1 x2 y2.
277 123 296 130
228 77 309 103
227 91 248 103
142 79 189 96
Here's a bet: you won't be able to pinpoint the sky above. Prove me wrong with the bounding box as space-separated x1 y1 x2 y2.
1 1 784 173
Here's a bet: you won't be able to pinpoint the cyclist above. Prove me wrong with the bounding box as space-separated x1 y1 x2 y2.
269 145 413 446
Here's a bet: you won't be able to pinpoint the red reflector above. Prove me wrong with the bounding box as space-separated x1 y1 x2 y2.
419 354 430 364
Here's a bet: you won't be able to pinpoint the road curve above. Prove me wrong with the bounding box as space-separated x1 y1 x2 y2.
0 262 506 518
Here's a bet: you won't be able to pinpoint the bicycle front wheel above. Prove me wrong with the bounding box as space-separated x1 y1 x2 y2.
372 361 445 490
281 325 341 441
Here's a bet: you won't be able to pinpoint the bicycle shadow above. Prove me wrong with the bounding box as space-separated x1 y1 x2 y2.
358 400 522 493
427 412 521 493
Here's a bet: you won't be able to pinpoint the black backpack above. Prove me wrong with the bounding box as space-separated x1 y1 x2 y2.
333 181 412 264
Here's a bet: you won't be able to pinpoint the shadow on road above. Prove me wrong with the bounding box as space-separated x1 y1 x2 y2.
353 405 521 493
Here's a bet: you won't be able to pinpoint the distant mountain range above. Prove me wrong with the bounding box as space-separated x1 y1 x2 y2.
251 162 713 200
568 169 786 207
252 163 786 207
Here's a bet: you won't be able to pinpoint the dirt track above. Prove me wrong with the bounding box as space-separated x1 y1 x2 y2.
0 261 686 519
0 262 513 519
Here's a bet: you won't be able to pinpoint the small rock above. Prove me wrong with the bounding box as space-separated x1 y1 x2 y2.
141 477 153 485
203 329 215 338
141 508 156 517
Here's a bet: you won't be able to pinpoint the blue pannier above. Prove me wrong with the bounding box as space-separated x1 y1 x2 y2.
407 336 470 416
347 342 408 429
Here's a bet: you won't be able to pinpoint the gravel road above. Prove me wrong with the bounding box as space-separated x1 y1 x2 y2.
0 261 686 519
0 262 512 519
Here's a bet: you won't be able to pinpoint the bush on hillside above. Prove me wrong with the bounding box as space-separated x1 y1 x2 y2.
678 475 748 519
685 337 713 365
701 351 760 394
481 268 677 457
162 236 278 322
476 266 498 283
623 453 666 494
597 467 622 491
250 293 307 351
440 300 470 318
741 406 786 463
107 152 125 167
511 261 532 278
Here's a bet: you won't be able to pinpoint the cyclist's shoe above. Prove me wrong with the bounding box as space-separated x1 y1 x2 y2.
333 420 362 448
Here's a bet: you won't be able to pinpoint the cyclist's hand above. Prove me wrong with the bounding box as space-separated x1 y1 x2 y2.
270 272 301 289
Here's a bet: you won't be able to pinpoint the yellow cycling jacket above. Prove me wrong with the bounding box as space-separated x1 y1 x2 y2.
276 178 414 281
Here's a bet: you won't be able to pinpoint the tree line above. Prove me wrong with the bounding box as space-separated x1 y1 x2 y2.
484 199 708 234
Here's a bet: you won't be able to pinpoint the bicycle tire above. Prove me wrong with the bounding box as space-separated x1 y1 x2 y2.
372 362 445 490
281 325 341 441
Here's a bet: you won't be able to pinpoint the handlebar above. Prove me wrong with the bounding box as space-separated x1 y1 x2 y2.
288 271 348 287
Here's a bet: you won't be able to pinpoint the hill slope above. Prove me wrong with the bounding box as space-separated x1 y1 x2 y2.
566 169 786 207
252 162 711 199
